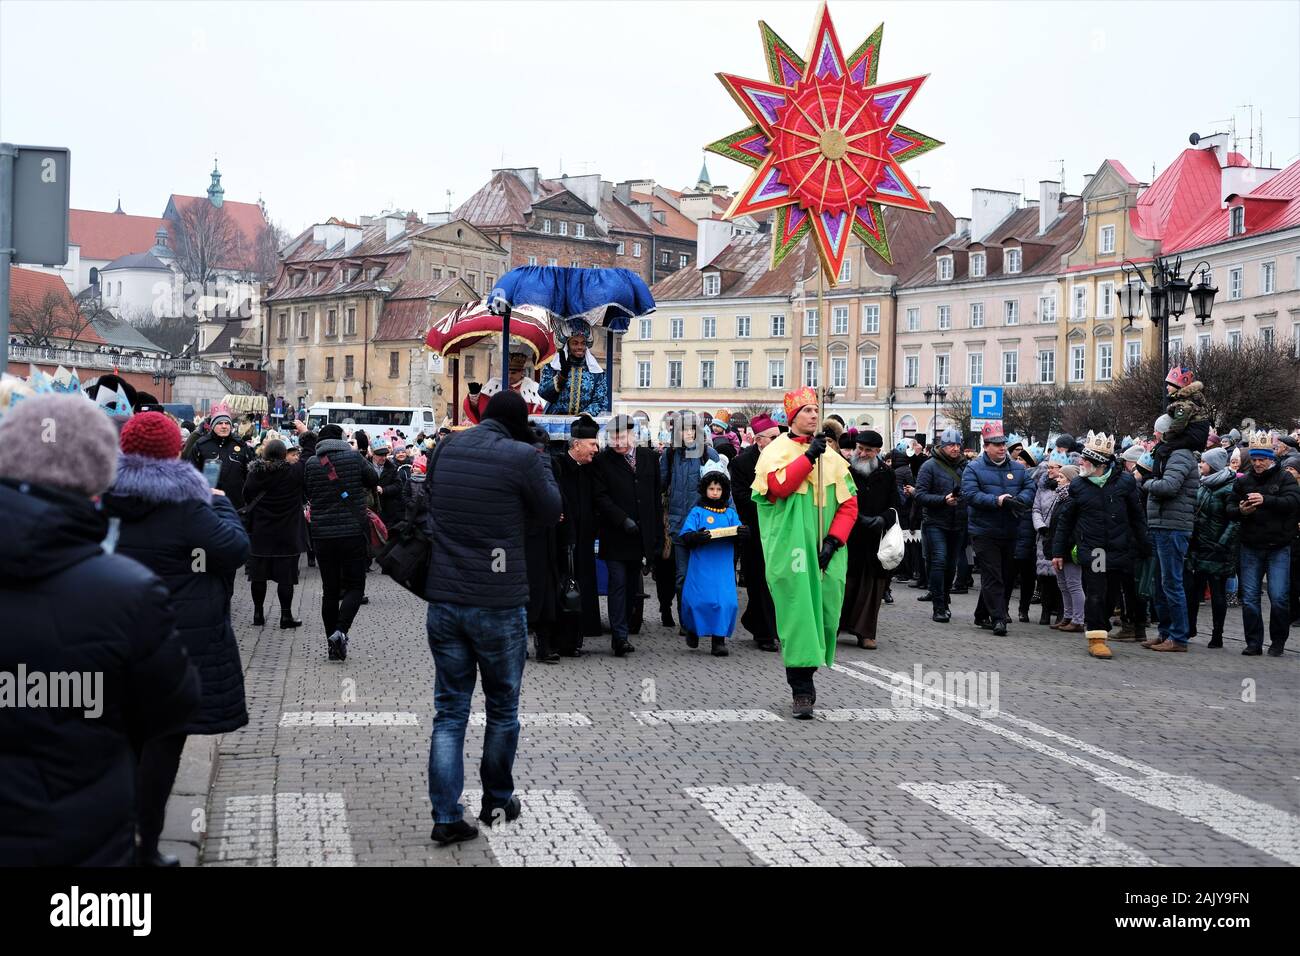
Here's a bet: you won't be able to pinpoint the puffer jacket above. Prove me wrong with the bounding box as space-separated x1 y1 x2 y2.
913 452 967 531
1145 445 1198 532
961 451 1034 540
1190 472 1239 576
0 479 200 866
1226 462 1300 551
1052 466 1149 571
420 419 562 608
187 430 254 509
102 455 251 735
1031 471 1066 576
660 441 720 535
305 438 379 540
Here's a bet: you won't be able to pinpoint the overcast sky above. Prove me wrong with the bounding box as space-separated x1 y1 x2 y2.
3 0 1297 235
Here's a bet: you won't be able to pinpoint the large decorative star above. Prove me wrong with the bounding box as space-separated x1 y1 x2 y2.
707 3 942 282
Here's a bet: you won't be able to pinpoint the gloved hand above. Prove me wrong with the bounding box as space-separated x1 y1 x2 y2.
735 525 751 540
804 433 828 463
1005 498 1030 518
681 529 712 548
817 535 842 570
622 516 639 535
857 514 884 531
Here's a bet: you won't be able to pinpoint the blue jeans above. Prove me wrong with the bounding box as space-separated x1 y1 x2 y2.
425 602 528 824
1149 529 1191 644
923 524 960 609
1239 544 1291 650
605 558 640 642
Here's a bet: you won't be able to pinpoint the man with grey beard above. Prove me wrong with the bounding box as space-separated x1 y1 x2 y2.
840 430 902 649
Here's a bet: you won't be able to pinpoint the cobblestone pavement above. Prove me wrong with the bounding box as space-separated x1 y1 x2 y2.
192 562 1299 867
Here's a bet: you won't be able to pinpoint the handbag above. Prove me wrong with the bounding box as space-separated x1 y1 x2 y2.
1135 555 1158 600
559 545 583 615
877 508 905 570
365 509 388 552
376 441 442 597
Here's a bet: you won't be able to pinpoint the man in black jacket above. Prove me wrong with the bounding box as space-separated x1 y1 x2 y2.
187 403 254 509
729 414 782 650
420 392 561 846
591 415 661 657
369 438 404 531
914 427 968 622
1226 432 1300 655
305 423 379 661
551 414 602 655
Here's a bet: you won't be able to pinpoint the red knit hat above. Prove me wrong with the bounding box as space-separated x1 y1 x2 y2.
120 411 182 459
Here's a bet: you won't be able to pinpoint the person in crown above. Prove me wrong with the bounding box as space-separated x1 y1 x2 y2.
539 324 609 416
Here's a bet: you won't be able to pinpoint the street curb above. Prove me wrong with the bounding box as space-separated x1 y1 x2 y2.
157 735 220 866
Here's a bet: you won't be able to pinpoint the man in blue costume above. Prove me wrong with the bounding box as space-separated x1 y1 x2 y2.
539 324 609 416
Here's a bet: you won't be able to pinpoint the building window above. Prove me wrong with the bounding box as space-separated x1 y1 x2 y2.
325 357 335 379
326 309 337 337
702 316 717 339
736 314 751 338
1228 329 1242 349
904 355 919 388
1230 206 1244 236
615 241 625 255
700 360 715 389
297 311 308 338
937 256 953 281
541 219 552 234
527 255 538 266
638 317 652 339
344 355 354 378
1040 293 1058 323
670 317 683 340
968 352 983 385
276 358 285 378
389 351 400 377
296 358 306 381
1071 286 1086 320
569 260 579 269
938 305 951 330
1098 281 1114 317
1261 261 1275 295
667 360 682 388
770 314 786 337
906 307 920 332
1261 326 1274 347
679 254 688 268
703 273 720 296
1070 345 1085 382
547 258 558 267
1294 323 1300 357
803 357 820 388
1038 349 1055 383
429 266 442 280
838 258 852 283
448 269 457 278
1099 224 1115 255
632 242 642 258
464 355 476 379
559 221 568 237
768 359 786 388
1005 248 1022 274
970 302 985 328
660 251 669 265
1197 332 1212 354
935 353 950 387
467 272 478 290
830 355 847 389
637 361 651 388
832 306 848 335
862 304 880 334
1002 350 1018 384
576 223 586 239
486 274 495 290
1124 340 1141 371
345 308 356 335
804 308 819 337
1169 337 1184 361
278 312 287 340
1004 300 1019 326
1228 267 1243 300
970 253 986 278
734 360 749 388
861 355 877 388
1097 343 1113 381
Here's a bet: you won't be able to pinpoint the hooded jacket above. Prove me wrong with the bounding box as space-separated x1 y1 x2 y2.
1191 466 1239 575
0 479 200 865
660 441 720 535
103 455 250 735
1144 445 1198 532
305 438 379 540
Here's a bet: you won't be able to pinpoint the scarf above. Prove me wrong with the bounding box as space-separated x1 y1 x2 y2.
1200 466 1235 489
931 449 962 484
1087 465 1111 488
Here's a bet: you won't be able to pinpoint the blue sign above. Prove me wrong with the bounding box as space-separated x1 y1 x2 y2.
972 386 1003 419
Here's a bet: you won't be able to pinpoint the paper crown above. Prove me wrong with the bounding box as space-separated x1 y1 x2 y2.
1166 365 1195 389
783 386 817 424
208 402 233 422
1081 430 1116 463
980 421 1005 441
94 382 134 418
1247 431 1275 455
699 459 729 481
1005 433 1024 448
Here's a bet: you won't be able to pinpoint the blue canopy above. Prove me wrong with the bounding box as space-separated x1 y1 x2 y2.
487 266 655 334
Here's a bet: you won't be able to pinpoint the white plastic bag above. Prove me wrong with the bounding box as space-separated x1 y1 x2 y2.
876 508 904 570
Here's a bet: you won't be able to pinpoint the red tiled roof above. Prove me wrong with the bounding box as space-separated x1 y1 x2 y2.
601 194 653 236
373 299 432 342
1106 159 1140 185
389 276 461 300
68 209 167 261
1170 157 1300 253
9 267 106 345
1129 148 1224 249
168 195 266 248
630 191 697 241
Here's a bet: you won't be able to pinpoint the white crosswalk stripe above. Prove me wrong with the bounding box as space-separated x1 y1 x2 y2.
279 711 420 727
630 709 782 725
462 789 633 866
898 780 1160 866
469 712 591 727
814 708 939 722
218 793 355 866
685 784 902 866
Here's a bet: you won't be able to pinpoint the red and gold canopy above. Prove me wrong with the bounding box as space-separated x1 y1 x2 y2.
708 3 942 282
425 299 556 367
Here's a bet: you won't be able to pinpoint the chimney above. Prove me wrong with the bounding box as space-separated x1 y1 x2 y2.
559 173 601 210
1221 164 1280 206
497 167 540 199
1038 180 1061 235
970 188 1019 242
697 218 733 269
679 191 717 223
385 215 406 242
918 185 930 202
1082 173 1094 192
424 211 451 226
1196 132 1230 168
953 217 971 237
342 225 364 252
313 222 345 249
614 182 632 204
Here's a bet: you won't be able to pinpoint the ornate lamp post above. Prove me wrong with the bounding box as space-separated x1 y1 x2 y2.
923 384 947 445
1118 255 1217 407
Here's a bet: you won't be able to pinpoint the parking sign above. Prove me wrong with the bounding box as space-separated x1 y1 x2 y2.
972 386 1003 420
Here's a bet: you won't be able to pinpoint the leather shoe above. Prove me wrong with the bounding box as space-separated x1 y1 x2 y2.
1266 645 1285 657
992 620 1008 636
932 608 950 623
917 593 934 602
430 819 479 846
1242 646 1262 656
1148 639 1187 652
478 796 522 827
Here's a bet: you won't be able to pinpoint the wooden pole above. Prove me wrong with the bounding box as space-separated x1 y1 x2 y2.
817 265 826 554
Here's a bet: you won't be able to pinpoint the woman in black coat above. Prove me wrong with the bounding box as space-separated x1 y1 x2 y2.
243 439 308 628
103 414 250 866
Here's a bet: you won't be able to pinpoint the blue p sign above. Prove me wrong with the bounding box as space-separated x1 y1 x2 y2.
972 386 1003 419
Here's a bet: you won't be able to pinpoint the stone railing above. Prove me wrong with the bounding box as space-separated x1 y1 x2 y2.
8 344 253 394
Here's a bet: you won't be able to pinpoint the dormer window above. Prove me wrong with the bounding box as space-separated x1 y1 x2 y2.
1005 248 1022 274
1230 206 1245 237
542 218 552 234
559 221 568 237
937 255 953 281
703 273 721 297
970 253 986 278
576 223 586 238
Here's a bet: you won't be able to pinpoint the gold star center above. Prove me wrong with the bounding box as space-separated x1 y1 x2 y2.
819 127 848 161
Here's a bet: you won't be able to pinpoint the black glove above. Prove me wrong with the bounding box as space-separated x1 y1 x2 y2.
1006 498 1029 518
530 425 550 451
817 535 842 570
804 433 828 462
622 516 639 535
680 529 711 548
857 514 884 531
736 525 751 540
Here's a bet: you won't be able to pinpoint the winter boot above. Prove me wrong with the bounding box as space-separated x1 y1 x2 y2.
253 607 265 627
1086 629 1113 659
1207 633 1223 649
710 636 729 657
279 613 303 629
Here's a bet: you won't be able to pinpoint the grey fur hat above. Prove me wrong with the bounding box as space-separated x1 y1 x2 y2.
0 394 120 497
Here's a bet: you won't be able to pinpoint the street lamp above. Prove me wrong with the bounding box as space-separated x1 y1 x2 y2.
923 384 947 445
1118 256 1216 407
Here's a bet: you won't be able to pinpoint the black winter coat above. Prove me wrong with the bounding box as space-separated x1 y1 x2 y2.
103 455 251 735
591 446 662 562
0 479 200 866
373 458 403 530
729 443 761 531
914 453 967 531
1227 463 1300 551
305 438 379 541
420 420 562 609
242 459 307 557
846 458 902 580
1052 468 1149 572
552 449 602 636
188 430 254 509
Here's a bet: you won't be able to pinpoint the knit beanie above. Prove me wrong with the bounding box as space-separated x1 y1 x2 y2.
120 411 182 460
1202 447 1229 473
0 394 119 496
1060 464 1080 482
1154 414 1174 434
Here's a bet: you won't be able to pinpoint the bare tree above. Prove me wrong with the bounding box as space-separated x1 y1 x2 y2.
738 401 777 422
941 386 972 435
1001 384 1066 444
1059 387 1119 437
253 216 289 282
10 287 97 348
131 312 197 357
171 200 244 288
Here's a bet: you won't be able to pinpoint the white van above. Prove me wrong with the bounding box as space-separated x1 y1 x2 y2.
305 403 437 441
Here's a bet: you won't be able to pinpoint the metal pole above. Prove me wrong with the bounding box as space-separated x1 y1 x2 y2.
816 266 826 549
0 143 16 372
605 327 613 413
